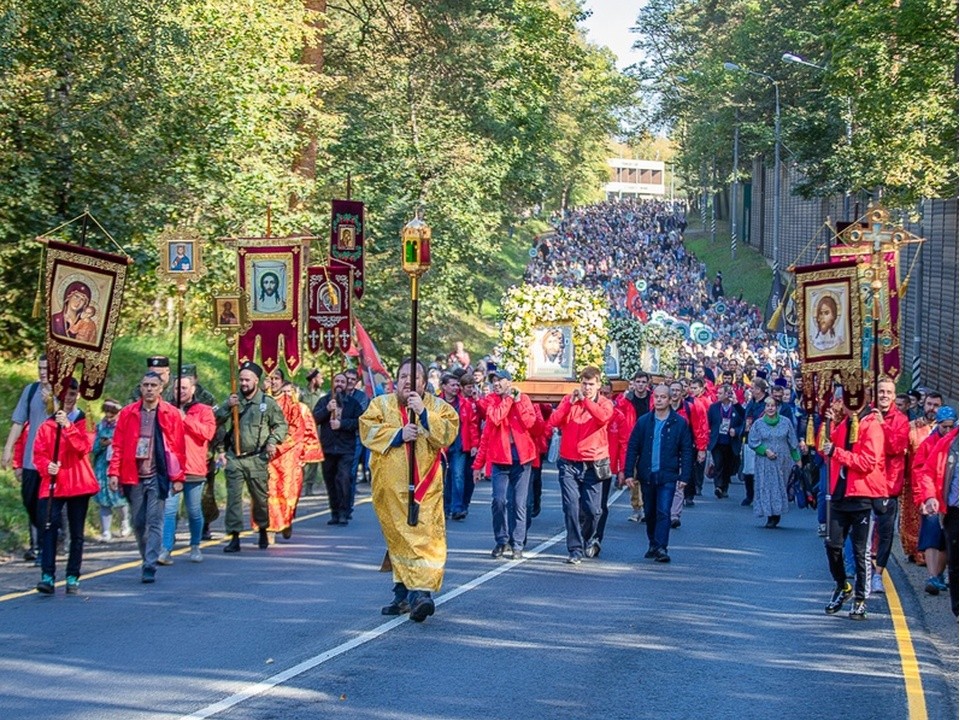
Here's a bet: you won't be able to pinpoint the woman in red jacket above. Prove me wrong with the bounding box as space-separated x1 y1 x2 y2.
33 400 99 595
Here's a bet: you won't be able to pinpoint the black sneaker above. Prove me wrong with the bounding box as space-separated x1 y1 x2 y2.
491 544 507 558
670 519 681 529
36 574 55 595
584 539 601 558
258 528 269 549
141 567 156 584
848 601 867 620
825 583 853 614
644 547 658 559
654 549 671 563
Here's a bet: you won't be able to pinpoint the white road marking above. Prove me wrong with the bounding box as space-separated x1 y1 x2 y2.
179 488 625 719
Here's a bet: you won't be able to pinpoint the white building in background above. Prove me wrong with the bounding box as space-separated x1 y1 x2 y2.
604 158 665 200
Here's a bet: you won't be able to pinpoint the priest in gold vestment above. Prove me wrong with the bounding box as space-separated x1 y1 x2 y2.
360 358 459 622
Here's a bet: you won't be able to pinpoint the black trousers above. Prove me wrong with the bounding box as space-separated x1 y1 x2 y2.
826 503 873 601
321 453 353 519
872 497 898 569
21 468 41 538
594 476 613 542
945 507 958 617
711 444 739 493
38 495 90 579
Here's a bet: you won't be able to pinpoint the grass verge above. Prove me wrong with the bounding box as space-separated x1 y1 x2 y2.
684 220 773 310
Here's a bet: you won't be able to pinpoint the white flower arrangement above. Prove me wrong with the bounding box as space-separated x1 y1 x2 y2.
498 285 608 380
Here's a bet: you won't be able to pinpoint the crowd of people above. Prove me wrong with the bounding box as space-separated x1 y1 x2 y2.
525 200 797 372
0 200 955 629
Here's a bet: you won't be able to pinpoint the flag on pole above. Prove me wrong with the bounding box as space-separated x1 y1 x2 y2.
350 317 394 397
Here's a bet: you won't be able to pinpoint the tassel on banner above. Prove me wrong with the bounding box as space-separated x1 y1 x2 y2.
806 416 815 447
850 413 859 444
32 245 45 318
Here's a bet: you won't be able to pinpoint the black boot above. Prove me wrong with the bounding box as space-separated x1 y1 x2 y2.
381 582 410 615
741 475 754 506
223 532 241 553
408 590 435 623
258 528 269 549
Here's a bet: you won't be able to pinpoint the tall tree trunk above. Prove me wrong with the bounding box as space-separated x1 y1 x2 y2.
290 0 326 210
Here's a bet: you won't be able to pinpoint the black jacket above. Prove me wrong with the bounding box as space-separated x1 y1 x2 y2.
624 410 694 485
707 401 746 454
314 392 362 455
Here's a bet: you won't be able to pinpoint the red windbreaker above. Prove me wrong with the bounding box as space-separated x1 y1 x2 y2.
479 392 537 465
548 394 614 462
915 427 959 508
108 400 186 484
879 407 910 497
33 417 99 498
182 402 217 477
823 412 886 498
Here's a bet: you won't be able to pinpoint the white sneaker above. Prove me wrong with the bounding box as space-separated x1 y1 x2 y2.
157 550 174 566
628 511 643 523
189 546 203 563
119 524 132 538
870 573 885 594
99 531 112 542
817 523 827 537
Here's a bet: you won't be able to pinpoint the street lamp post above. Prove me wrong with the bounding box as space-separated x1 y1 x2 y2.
724 62 781 272
781 52 853 220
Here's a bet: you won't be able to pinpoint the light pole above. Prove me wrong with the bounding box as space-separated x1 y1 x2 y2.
781 52 853 220
724 61 781 272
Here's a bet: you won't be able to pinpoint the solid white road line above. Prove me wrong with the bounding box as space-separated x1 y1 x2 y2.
179 488 626 720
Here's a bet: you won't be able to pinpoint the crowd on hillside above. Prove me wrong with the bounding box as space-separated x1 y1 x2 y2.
524 199 796 373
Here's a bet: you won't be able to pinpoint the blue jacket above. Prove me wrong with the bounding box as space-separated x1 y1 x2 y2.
624 410 694 485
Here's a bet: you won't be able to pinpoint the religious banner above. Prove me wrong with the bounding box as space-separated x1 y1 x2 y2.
830 245 901 383
306 261 353 355
231 235 312 374
44 240 130 400
795 259 864 416
330 199 364 299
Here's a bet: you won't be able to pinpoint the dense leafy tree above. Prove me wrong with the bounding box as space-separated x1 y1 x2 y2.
0 0 632 361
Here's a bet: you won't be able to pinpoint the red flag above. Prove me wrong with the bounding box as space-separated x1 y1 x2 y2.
352 317 394 397
626 281 646 322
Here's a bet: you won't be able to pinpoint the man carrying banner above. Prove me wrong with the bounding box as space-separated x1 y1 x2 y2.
214 361 288 553
359 358 459 623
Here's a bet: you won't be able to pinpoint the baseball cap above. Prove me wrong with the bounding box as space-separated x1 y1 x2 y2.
488 369 513 381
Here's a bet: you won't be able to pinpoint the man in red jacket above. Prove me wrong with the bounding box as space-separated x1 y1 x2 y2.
441 373 480 521
479 369 536 559
820 395 886 619
548 366 613 564
159 374 216 565
871 377 910 594
108 371 186 583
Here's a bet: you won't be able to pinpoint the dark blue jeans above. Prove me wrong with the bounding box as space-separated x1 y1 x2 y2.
641 480 677 551
446 446 471 515
490 448 531 550
557 459 603 554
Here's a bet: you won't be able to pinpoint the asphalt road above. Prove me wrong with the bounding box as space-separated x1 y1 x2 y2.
0 471 956 720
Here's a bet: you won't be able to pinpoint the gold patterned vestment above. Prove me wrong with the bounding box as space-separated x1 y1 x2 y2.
360 392 459 591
